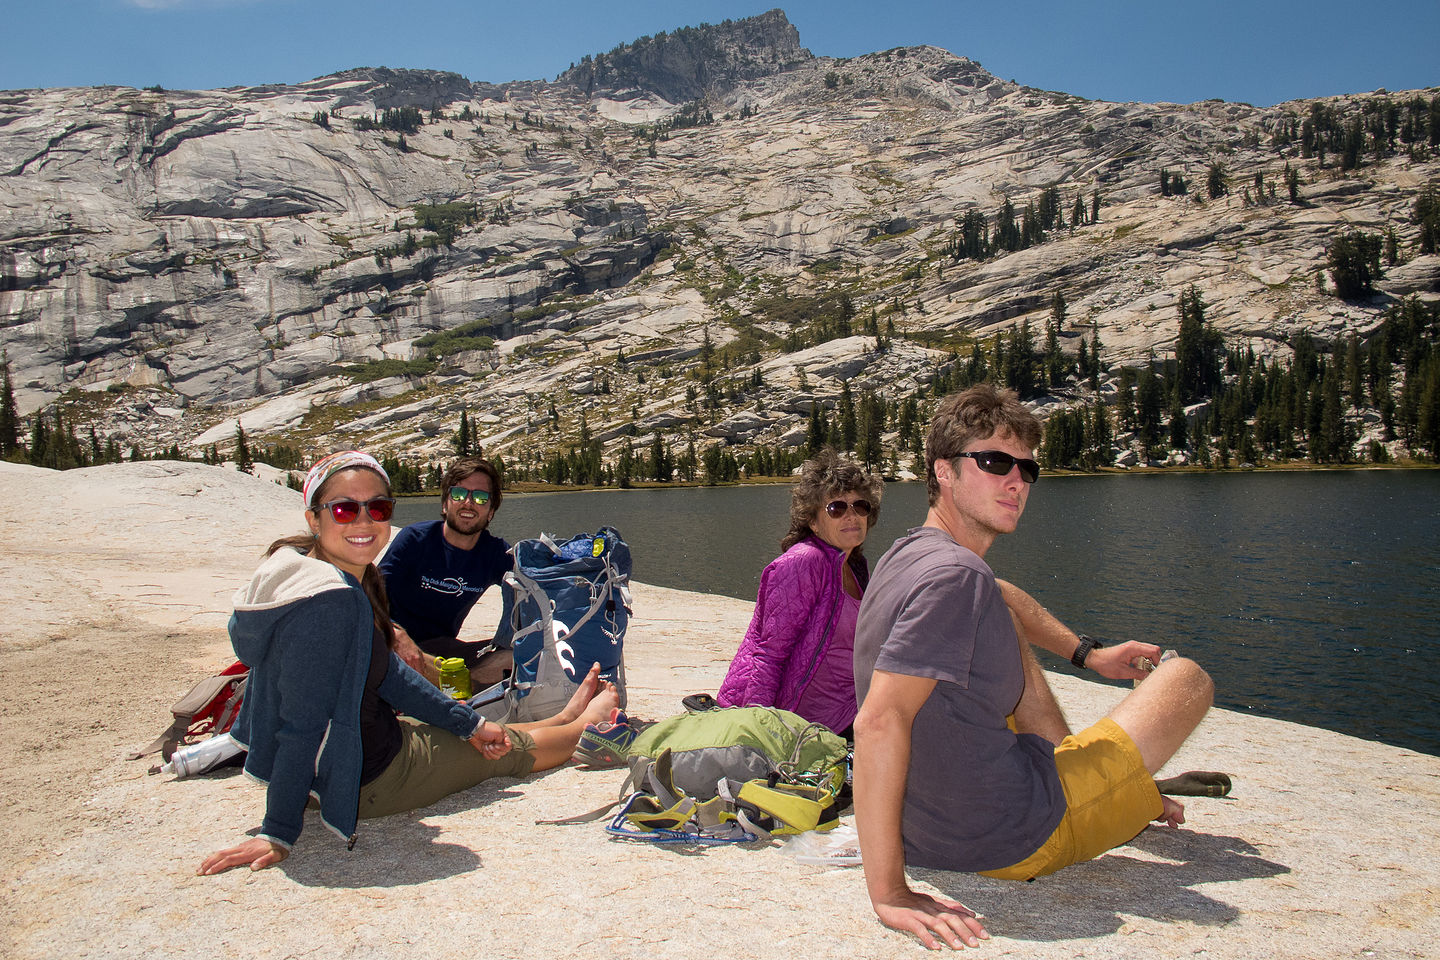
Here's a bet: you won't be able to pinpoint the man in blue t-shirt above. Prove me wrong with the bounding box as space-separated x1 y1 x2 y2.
380 456 513 686
852 385 1216 950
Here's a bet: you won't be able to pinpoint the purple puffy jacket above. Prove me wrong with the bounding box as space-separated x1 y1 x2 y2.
716 536 869 734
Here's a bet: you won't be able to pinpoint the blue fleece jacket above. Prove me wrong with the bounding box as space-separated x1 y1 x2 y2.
227 548 481 849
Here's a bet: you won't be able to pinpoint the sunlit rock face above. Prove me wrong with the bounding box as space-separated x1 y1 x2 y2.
1 10 1434 464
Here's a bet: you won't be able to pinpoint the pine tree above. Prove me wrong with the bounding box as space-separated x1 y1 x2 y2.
856 390 883 467
615 440 635 489
1043 319 1065 388
1169 391 1189 452
0 353 19 459
1116 368 1137 430
1175 286 1224 402
1326 230 1384 299
1313 368 1349 463
1135 363 1165 459
455 410 472 455
234 422 255 475
1417 351 1440 459
1344 335 1365 408
648 433 672 482
1088 402 1112 468
1087 328 1105 391
27 413 48 467
806 402 827 455
1284 163 1301 202
838 382 857 451
1206 162 1229 200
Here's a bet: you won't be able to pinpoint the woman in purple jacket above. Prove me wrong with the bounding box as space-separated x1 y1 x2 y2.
716 449 884 736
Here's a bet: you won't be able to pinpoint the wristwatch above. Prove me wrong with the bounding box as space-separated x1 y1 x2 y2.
1071 634 1104 669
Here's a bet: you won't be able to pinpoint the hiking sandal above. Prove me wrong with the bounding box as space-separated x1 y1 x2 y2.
1156 771 1233 797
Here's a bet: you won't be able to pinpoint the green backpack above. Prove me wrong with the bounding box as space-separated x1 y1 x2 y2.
607 706 848 844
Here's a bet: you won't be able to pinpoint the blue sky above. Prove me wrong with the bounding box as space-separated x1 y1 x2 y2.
4 1 1436 107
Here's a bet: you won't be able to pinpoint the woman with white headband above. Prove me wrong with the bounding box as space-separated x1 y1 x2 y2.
199 451 617 873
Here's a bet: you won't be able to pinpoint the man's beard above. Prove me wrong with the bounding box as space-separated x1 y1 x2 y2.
445 510 489 536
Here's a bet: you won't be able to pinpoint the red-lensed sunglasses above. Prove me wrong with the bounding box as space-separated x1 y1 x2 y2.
317 497 396 524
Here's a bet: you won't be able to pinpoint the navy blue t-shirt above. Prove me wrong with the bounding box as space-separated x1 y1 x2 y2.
379 520 510 645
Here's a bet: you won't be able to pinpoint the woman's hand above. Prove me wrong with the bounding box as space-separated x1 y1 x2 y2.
468 719 512 760
198 838 288 875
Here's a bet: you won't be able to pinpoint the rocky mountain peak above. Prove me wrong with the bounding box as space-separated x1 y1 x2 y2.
1 12 1437 473
558 8 812 103
280 66 492 111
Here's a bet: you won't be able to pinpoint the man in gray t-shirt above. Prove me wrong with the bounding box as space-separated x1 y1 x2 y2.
852 385 1216 950
853 525 1066 871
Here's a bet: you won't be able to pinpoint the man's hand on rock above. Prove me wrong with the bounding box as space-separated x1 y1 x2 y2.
873 886 989 951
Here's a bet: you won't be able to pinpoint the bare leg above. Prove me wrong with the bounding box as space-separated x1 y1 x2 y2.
519 682 620 772
1106 656 1214 774
1009 612 1072 746
509 664 603 729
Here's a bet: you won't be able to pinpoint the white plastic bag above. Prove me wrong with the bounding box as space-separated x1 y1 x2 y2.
783 823 862 866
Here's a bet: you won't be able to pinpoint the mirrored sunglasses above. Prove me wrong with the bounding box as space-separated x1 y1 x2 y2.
825 498 873 519
447 487 492 506
956 450 1040 484
320 497 396 524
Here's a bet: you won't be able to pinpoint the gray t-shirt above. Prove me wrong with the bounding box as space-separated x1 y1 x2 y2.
854 526 1066 872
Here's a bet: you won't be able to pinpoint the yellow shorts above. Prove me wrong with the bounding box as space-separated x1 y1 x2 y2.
980 717 1161 881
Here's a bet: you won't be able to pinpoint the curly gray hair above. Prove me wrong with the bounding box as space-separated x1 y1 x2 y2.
781 448 884 556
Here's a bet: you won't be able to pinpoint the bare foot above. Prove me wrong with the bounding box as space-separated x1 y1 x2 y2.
578 682 620 727
553 663 603 724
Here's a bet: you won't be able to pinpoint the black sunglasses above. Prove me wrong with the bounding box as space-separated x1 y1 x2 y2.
318 497 396 524
824 499 873 519
447 487 492 506
955 451 1040 484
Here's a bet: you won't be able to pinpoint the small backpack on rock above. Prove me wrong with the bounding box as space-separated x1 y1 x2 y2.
556 706 848 844
472 527 631 723
128 661 248 763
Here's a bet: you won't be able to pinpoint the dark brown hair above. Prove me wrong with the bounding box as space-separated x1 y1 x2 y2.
925 383 1042 505
781 448 884 561
268 464 396 649
442 455 503 514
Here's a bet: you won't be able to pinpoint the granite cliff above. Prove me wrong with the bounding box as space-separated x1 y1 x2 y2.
1 10 1436 469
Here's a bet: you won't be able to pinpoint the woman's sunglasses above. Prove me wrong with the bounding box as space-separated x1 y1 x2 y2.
825 499 873 519
318 497 396 524
447 487 492 506
955 451 1041 484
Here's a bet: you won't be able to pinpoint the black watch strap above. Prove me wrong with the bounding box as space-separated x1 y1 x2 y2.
1071 634 1103 669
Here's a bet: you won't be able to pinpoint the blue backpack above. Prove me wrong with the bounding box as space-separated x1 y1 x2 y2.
473 527 631 722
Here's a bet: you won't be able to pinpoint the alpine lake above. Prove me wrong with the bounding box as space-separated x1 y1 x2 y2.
392 469 1440 757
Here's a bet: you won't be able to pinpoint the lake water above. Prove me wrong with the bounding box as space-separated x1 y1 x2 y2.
392 471 1440 756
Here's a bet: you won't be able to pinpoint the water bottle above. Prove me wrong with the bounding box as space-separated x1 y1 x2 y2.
1132 649 1180 687
436 656 472 700
161 732 243 778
